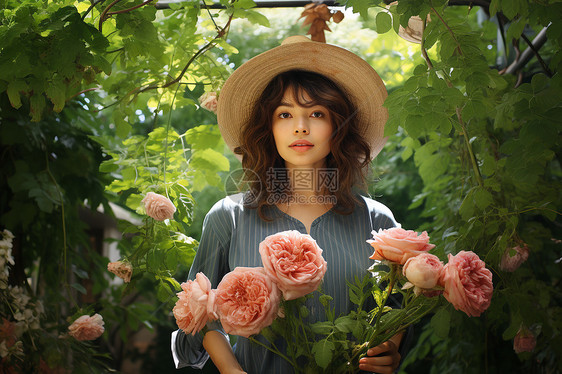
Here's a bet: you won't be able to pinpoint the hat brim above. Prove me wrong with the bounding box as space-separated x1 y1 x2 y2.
217 36 389 160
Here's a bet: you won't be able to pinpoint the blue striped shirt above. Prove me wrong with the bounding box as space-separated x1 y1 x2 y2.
171 193 399 373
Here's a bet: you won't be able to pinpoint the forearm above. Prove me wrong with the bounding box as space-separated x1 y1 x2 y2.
203 330 246 374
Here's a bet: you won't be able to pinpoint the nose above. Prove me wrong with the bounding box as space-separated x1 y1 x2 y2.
293 116 309 134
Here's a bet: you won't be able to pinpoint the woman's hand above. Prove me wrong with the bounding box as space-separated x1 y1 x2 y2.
358 339 401 374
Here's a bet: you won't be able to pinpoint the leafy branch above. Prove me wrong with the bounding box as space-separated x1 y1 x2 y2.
421 6 484 187
99 0 157 32
430 3 462 56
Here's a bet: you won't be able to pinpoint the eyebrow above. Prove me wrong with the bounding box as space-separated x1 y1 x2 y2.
277 101 294 107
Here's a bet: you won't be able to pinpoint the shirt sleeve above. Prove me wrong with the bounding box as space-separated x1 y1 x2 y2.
364 197 400 231
171 198 234 369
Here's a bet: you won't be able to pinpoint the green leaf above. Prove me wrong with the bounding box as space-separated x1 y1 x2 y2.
162 276 182 292
506 17 526 41
430 307 450 339
243 9 270 27
473 187 493 210
375 11 392 34
312 339 335 369
156 280 173 302
502 312 522 340
30 93 46 122
71 282 87 295
190 148 230 172
489 0 500 16
7 80 28 109
99 159 119 173
344 0 372 19
310 321 334 335
233 0 256 9
531 73 549 93
335 315 358 333
114 112 132 139
459 188 476 221
45 79 66 112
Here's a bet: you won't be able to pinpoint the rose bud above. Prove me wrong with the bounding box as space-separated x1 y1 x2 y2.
403 253 443 289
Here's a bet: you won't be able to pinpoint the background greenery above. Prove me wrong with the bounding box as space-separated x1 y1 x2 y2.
0 0 560 372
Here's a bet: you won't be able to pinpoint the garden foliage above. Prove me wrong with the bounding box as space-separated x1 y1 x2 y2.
0 0 561 372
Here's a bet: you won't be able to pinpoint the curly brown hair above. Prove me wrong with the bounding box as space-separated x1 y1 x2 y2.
233 70 372 220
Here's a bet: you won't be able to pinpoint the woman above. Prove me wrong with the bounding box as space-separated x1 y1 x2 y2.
172 36 405 374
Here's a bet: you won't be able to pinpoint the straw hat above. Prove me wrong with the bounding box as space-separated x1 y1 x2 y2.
217 35 388 160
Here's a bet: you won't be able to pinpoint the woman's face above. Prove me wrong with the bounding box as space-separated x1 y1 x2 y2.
271 88 333 170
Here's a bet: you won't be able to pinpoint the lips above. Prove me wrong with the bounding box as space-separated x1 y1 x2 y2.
289 139 313 147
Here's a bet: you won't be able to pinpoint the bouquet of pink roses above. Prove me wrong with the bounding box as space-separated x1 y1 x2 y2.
172 228 494 373
172 230 326 340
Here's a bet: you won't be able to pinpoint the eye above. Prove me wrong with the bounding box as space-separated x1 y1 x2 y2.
311 111 325 118
278 112 291 119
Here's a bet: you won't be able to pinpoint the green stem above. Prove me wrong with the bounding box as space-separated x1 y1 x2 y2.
458 108 484 187
372 264 399 334
162 82 181 196
347 264 400 370
421 17 434 70
44 152 78 309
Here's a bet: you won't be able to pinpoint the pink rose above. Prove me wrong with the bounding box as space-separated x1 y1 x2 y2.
173 273 217 335
198 92 218 114
107 261 133 283
259 230 327 300
141 192 176 221
68 314 104 341
440 251 493 317
215 267 280 337
513 326 536 353
367 227 435 265
403 253 443 289
499 245 529 272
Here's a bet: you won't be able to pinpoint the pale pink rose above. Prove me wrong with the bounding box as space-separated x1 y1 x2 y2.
141 192 176 221
440 251 493 317
215 267 280 337
107 261 133 283
403 253 443 289
259 230 327 300
513 326 536 353
198 92 218 114
367 227 435 265
173 273 217 335
68 314 104 341
499 245 529 272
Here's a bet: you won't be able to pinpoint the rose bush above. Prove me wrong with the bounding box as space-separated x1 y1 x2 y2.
141 192 176 221
440 251 493 317
68 314 104 341
215 267 280 337
368 227 435 265
403 253 443 289
173 273 217 335
259 230 327 300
